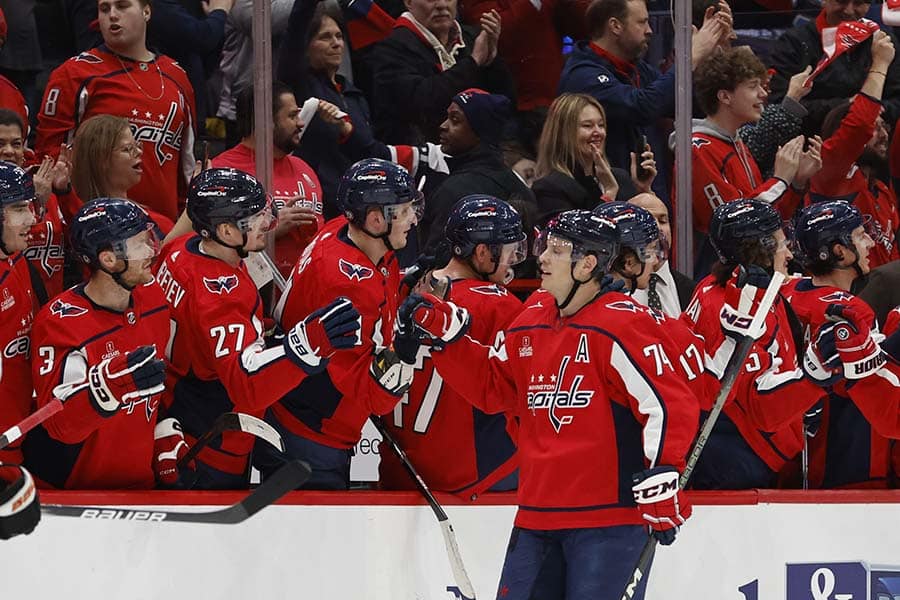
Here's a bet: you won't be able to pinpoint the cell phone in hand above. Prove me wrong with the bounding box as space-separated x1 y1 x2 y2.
194 140 209 170
635 134 649 180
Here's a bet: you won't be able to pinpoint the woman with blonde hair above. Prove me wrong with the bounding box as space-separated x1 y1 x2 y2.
532 93 656 226
71 114 174 233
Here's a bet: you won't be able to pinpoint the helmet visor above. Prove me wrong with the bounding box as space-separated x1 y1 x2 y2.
118 228 160 261
533 231 585 262
498 238 528 266
238 196 278 234
384 195 424 224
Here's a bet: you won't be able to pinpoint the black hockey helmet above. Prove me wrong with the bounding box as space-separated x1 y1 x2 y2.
794 200 867 273
709 199 782 264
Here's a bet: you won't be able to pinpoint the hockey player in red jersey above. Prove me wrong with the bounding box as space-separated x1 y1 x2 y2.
398 210 699 600
159 168 360 488
691 45 821 275
784 201 894 488
35 0 195 224
24 198 176 489
269 158 421 489
0 164 38 466
380 195 525 498
683 199 822 489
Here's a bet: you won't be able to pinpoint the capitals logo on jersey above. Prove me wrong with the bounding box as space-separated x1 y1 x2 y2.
338 258 374 282
527 349 595 434
203 275 239 295
607 299 666 324
50 298 88 318
470 285 508 297
819 291 855 303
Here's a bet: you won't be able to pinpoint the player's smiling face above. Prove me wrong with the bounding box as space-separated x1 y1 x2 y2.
847 225 875 274
98 0 150 53
538 234 579 301
2 201 38 255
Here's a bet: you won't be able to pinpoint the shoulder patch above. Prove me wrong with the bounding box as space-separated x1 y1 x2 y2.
818 291 854 303
338 258 374 282
74 52 103 64
203 275 239 294
50 298 88 318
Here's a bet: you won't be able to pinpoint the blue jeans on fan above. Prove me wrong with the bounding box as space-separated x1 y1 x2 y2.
496 524 651 600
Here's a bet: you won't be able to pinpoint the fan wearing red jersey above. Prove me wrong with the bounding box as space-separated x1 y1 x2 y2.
24 199 175 489
398 210 698 600
784 200 895 488
35 0 195 224
0 164 38 466
682 199 822 489
690 45 821 276
270 158 421 490
159 168 360 489
381 195 525 499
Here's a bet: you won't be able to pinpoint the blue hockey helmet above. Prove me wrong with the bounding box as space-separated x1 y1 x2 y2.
445 194 526 258
536 209 620 273
187 167 272 237
337 158 423 225
593 201 663 263
0 162 37 255
709 199 782 264
794 201 866 271
70 198 156 268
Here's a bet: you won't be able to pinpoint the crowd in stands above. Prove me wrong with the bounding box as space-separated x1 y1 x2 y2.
1 0 900 506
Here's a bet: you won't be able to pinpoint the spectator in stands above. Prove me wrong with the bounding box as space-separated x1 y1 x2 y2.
0 0 42 126
690 45 821 277
557 0 730 202
531 93 653 227
418 88 534 250
627 192 696 316
210 82 323 279
148 0 235 135
36 0 196 225
70 114 174 234
768 0 900 137
64 0 103 52
0 8 29 139
858 260 900 328
368 0 515 144
217 0 293 146
809 30 900 270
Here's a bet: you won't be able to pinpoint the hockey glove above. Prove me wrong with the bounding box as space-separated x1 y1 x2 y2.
153 418 192 487
0 465 40 540
720 266 775 342
284 297 361 374
824 304 886 380
599 274 626 295
632 466 691 546
803 400 824 437
400 241 452 294
801 329 842 388
370 348 414 397
400 293 470 345
87 345 166 416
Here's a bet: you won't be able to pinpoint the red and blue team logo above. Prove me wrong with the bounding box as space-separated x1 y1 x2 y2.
691 137 711 149
470 285 507 297
49 298 88 318
74 52 104 63
203 275 240 295
819 291 855 303
338 258 374 282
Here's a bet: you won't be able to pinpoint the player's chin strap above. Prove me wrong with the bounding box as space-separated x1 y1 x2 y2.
360 217 396 252
558 261 597 311
465 246 503 282
99 258 138 292
208 229 251 259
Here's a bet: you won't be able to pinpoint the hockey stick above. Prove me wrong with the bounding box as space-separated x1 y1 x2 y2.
42 458 310 524
620 271 785 600
0 399 63 451
370 416 477 600
177 412 285 469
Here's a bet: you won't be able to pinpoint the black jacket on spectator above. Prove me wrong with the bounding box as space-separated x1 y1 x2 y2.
278 0 395 218
532 166 637 227
856 261 900 329
369 18 516 145
420 144 534 250
768 18 900 137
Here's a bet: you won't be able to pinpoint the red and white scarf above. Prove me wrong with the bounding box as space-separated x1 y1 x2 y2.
806 14 879 85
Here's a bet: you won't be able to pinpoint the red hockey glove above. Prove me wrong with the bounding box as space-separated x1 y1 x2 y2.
0 465 40 540
824 304 886 380
632 466 691 546
87 345 166 416
720 266 776 342
153 418 191 486
399 293 470 345
284 297 361 374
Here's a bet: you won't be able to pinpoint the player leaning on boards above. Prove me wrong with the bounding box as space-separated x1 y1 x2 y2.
397 209 699 599
268 158 422 490
381 194 525 497
158 168 361 489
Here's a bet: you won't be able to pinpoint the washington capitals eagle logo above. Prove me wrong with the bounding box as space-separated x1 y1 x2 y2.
819 291 855 303
338 259 374 282
471 285 507 297
203 275 239 295
50 299 88 318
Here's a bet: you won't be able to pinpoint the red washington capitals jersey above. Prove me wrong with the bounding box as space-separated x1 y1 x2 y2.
810 94 900 269
381 279 521 498
25 282 169 489
157 235 314 476
0 74 28 137
783 277 892 488
0 254 36 465
24 194 67 300
690 122 799 233
273 217 403 449
211 144 325 279
683 275 821 474
36 46 196 223
428 289 699 530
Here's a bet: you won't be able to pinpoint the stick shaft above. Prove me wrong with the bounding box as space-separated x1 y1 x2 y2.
0 399 63 450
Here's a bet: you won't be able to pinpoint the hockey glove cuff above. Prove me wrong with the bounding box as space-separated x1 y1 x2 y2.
0 465 40 540
370 348 414 397
284 297 361 374
825 304 886 380
632 466 691 546
720 266 775 341
153 418 191 487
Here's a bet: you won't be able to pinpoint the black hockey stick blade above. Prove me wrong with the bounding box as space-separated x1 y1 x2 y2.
177 412 285 469
42 459 310 525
